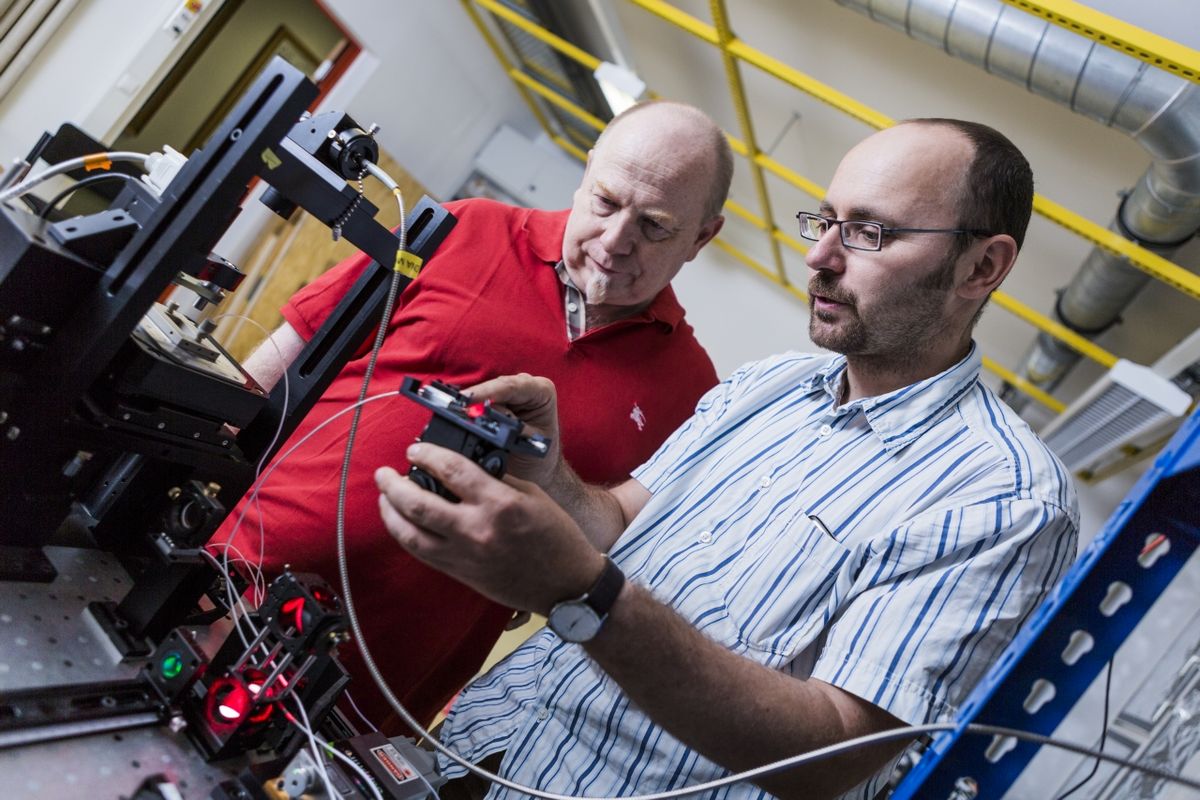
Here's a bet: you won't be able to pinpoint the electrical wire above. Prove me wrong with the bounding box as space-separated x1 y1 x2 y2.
0 151 150 204
292 694 340 800
1056 658 1115 799
214 391 398 568
210 313 291 613
35 171 138 219
344 689 380 734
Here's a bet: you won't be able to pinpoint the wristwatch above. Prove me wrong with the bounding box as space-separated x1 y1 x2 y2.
546 556 625 643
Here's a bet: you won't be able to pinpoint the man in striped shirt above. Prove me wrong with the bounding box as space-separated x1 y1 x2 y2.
375 119 1079 799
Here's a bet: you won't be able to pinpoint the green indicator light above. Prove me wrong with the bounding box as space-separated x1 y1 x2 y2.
160 651 184 680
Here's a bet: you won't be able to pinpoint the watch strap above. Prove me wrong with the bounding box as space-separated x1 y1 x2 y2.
583 555 625 618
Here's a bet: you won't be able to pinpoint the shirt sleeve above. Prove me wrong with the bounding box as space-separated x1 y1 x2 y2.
280 248 375 341
810 496 1078 725
280 198 475 341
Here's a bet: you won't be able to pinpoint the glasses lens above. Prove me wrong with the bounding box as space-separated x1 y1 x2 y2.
841 221 883 251
799 213 827 241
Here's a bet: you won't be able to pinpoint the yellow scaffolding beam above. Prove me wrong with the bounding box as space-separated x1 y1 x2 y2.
476 0 602 71
990 292 1118 369
459 0 557 145
982 357 1067 413
1034 195 1200 301
710 0 787 284
1000 0 1200 85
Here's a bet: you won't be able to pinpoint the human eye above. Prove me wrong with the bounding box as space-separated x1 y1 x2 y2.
846 222 882 249
801 214 828 238
642 217 671 242
592 194 618 214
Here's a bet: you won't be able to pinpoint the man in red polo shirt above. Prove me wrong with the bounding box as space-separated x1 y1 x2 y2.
217 100 732 730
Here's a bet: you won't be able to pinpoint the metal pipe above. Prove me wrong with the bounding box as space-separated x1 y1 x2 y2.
836 0 1200 406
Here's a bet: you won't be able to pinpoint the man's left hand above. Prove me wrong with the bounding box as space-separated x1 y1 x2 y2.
375 443 606 614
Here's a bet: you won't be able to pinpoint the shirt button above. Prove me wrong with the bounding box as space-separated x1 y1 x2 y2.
567 302 579 313
759 475 772 488
698 530 713 543
535 706 549 721
818 424 833 437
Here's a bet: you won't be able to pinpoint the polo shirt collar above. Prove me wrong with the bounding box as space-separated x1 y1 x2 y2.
806 344 982 452
526 208 568 264
529 208 686 332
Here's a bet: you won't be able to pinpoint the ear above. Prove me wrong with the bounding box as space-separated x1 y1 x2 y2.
685 215 725 262
958 233 1017 300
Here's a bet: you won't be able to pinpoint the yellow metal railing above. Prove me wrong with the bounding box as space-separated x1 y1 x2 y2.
461 0 1196 413
709 1 787 284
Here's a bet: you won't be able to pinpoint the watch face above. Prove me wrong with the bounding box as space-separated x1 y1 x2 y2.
549 602 602 643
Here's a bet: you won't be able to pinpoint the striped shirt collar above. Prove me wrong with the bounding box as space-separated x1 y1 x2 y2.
807 343 982 452
552 260 587 341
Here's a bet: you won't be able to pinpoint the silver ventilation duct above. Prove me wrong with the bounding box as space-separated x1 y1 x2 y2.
836 0 1200 408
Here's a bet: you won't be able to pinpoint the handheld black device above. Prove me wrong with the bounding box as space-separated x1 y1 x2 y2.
399 376 550 501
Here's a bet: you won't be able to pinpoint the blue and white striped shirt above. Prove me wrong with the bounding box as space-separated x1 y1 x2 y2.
439 347 1079 799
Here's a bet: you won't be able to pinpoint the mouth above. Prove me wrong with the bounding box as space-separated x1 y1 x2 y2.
811 292 851 312
586 252 622 276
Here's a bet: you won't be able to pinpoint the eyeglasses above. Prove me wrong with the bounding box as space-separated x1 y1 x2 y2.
796 212 992 252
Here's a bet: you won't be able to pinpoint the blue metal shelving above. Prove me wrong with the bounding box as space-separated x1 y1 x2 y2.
892 406 1200 799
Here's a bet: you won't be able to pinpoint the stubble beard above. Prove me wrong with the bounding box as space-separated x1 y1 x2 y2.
808 256 957 359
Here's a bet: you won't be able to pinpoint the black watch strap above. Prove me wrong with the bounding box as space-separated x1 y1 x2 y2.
584 555 625 618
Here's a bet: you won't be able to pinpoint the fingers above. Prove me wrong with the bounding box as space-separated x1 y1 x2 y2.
377 490 441 561
464 374 556 416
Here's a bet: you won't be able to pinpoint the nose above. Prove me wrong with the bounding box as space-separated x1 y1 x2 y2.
598 210 637 256
804 223 845 273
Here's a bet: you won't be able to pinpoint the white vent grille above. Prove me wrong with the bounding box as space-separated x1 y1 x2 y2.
0 0 80 104
1040 359 1191 472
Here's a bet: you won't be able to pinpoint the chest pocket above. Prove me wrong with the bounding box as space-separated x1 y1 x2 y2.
713 507 863 665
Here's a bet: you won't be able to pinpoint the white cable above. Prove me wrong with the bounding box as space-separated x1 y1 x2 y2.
0 151 150 203
199 547 262 646
344 690 380 734
213 391 399 566
362 160 397 192
209 313 290 612
293 695 340 800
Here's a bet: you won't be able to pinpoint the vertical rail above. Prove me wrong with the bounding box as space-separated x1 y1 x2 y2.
458 0 564 156
709 0 787 285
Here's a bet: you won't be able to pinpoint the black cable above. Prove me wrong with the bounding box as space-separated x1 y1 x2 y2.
36 171 138 219
1056 657 1115 799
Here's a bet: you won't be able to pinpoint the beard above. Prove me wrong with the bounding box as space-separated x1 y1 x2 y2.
583 270 612 305
808 255 956 357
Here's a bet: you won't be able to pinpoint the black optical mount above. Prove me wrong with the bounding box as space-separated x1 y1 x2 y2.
399 376 550 502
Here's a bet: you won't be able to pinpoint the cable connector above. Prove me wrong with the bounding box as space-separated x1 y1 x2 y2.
142 145 188 196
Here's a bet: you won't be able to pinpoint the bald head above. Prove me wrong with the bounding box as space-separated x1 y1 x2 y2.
594 101 733 220
895 118 1034 252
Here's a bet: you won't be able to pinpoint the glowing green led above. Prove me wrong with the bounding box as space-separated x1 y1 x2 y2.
160 651 184 680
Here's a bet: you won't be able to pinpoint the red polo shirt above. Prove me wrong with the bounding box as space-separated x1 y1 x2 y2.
219 198 717 729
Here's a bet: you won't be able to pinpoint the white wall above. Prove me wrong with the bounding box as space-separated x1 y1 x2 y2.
320 0 539 201
0 0 180 162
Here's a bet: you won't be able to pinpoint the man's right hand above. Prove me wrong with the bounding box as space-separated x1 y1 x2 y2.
464 373 562 487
